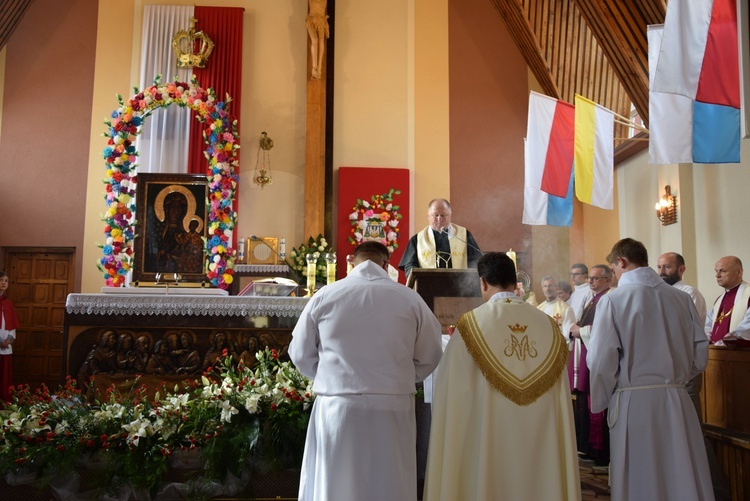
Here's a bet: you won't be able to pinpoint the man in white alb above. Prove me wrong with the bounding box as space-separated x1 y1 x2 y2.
589 238 712 500
567 263 591 318
290 241 442 501
537 275 576 342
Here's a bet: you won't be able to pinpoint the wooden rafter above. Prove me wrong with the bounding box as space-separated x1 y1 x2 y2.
489 0 560 99
490 0 666 132
574 0 665 127
0 0 34 51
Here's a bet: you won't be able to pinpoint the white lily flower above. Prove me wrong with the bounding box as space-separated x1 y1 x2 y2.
220 400 239 423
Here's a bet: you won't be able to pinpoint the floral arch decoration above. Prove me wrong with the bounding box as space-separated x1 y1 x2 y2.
99 75 239 289
348 188 403 253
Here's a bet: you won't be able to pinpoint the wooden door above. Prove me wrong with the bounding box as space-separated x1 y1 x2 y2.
5 248 74 391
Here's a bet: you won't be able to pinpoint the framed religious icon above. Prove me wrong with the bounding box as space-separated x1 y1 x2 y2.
132 173 209 284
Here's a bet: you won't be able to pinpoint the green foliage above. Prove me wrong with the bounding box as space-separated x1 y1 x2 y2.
0 350 315 496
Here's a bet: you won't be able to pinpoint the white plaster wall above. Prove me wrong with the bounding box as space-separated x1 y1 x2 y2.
617 138 750 302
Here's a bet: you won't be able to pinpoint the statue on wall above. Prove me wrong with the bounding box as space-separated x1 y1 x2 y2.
133 333 152 373
115 332 136 373
147 339 177 374
203 331 230 370
306 0 329 79
175 331 201 374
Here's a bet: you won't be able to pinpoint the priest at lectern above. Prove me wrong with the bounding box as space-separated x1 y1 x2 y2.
398 198 482 277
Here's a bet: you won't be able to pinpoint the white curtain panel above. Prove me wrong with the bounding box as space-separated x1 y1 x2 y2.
136 5 193 174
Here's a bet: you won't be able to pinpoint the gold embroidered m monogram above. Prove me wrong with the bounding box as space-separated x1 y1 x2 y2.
504 333 538 360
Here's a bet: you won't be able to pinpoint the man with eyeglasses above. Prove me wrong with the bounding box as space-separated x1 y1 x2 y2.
568 263 591 319
706 255 750 346
568 264 612 465
398 198 481 278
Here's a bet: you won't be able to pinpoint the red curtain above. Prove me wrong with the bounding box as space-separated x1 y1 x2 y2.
188 6 244 246
188 7 244 174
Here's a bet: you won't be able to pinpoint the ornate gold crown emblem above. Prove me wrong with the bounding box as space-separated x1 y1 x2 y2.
172 17 214 69
508 323 528 333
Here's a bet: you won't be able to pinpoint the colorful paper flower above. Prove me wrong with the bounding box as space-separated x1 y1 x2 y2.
98 75 239 289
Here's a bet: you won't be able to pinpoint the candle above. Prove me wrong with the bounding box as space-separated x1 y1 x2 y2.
346 254 354 275
325 252 337 285
279 237 286 260
506 248 517 268
306 253 317 296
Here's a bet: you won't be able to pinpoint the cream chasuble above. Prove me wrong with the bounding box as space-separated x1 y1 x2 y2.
415 224 469 269
424 294 580 501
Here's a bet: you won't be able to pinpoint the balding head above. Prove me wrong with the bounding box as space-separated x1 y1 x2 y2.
427 199 452 232
657 252 686 286
715 256 743 290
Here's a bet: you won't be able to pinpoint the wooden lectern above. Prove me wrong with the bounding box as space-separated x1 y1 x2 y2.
406 268 483 320
407 268 483 496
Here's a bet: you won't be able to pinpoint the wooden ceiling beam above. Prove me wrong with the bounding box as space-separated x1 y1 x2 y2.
573 0 666 126
0 0 33 52
489 0 561 99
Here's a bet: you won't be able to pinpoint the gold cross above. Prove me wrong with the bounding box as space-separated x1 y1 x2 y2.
717 306 734 325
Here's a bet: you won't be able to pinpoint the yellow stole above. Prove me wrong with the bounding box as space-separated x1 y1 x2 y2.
537 300 568 329
458 297 569 406
712 282 750 332
415 224 469 269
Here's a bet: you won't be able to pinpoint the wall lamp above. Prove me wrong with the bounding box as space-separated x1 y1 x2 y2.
655 185 677 226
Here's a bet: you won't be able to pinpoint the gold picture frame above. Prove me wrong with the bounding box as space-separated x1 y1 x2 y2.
247 237 278 265
132 173 209 284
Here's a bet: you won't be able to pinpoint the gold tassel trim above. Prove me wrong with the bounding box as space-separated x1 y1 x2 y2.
458 312 568 406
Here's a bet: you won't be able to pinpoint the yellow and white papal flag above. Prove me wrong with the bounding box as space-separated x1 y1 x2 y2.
573 94 614 209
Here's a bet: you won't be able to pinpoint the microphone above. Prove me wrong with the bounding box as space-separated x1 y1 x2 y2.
437 227 483 255
248 235 289 266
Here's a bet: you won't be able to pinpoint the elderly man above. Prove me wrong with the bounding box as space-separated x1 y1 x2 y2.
568 264 611 464
706 255 750 345
424 253 580 500
567 263 591 318
537 275 576 341
290 241 443 501
398 198 481 277
589 238 712 500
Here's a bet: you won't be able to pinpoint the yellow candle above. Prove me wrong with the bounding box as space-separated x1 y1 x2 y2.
326 252 337 285
306 253 317 295
506 248 517 268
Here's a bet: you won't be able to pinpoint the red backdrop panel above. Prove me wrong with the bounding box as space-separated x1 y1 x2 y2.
337 167 411 283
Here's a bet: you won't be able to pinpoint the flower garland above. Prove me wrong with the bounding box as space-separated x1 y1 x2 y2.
99 75 239 289
348 188 403 253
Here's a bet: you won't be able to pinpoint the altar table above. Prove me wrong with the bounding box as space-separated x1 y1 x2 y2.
63 293 310 390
